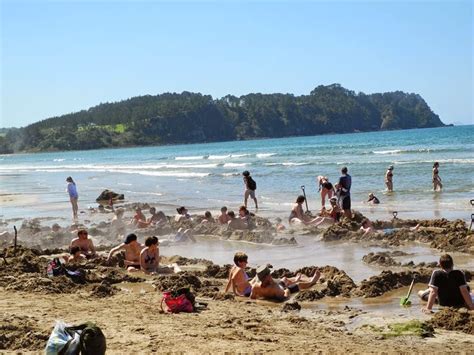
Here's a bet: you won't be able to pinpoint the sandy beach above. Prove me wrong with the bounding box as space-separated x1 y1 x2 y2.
1 206 473 353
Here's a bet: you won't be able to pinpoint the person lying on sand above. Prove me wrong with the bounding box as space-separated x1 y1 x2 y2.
65 246 86 263
107 233 144 272
140 236 181 275
360 219 422 237
70 229 96 259
218 206 231 225
250 265 320 301
419 254 474 313
224 252 256 297
289 195 334 227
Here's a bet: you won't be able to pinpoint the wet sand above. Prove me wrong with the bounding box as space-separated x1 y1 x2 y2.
1 210 473 352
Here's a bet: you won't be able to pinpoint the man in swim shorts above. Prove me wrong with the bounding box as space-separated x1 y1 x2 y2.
250 265 320 301
107 233 144 272
224 252 254 297
70 229 96 259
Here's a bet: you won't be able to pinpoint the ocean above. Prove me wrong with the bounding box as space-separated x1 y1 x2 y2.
1 125 473 222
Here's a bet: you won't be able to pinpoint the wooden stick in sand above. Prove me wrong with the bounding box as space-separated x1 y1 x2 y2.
13 225 17 256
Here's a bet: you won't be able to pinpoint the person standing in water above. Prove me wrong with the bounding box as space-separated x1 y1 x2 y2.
385 165 394 192
432 162 442 191
337 166 352 219
242 170 258 209
317 176 334 210
66 176 79 220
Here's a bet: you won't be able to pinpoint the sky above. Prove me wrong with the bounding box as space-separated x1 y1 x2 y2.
1 0 472 128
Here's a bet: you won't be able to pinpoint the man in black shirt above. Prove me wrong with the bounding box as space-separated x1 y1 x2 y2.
420 254 474 313
337 166 352 219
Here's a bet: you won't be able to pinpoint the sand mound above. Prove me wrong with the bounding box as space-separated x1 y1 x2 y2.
0 315 49 351
90 281 119 297
282 301 301 312
295 289 326 301
153 272 203 292
352 269 432 298
166 255 213 266
362 252 400 266
203 264 232 279
429 308 473 335
2 274 78 294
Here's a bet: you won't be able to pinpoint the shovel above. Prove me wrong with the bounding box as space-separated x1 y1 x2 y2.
301 185 311 215
400 277 415 306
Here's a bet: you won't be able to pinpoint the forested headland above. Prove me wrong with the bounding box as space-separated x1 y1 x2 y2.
0 84 445 153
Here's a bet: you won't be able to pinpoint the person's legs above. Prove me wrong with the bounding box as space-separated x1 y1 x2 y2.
70 197 78 219
342 196 352 219
321 189 328 208
244 189 250 208
297 270 321 290
253 197 258 209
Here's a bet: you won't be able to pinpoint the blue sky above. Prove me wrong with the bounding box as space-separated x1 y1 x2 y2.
1 0 472 127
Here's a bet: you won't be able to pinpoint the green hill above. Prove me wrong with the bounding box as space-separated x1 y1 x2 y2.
1 84 445 153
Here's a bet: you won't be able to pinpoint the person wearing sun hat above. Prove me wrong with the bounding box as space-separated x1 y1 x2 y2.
385 165 394 192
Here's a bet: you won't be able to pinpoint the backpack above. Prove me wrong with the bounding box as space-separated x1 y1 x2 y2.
60 322 106 355
247 177 257 190
161 287 195 313
47 258 66 277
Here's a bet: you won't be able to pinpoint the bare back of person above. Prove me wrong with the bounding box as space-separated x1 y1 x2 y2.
123 243 143 266
70 238 94 256
230 266 252 296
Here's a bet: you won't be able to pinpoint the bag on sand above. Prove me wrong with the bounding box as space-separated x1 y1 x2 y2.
62 322 106 355
46 321 106 355
161 287 195 313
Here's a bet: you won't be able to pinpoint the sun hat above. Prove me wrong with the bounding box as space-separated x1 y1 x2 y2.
256 264 271 282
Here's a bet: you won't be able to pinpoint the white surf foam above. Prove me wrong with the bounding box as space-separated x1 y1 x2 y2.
256 153 276 158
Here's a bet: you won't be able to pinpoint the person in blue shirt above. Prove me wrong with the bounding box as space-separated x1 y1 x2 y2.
66 176 78 220
336 167 352 219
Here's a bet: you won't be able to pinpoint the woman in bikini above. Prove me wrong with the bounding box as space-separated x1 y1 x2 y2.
317 176 334 210
385 166 394 192
432 162 442 191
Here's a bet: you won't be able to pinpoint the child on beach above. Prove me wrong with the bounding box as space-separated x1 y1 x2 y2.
66 246 86 263
224 252 254 297
242 171 258 209
218 206 231 224
201 211 215 223
108 233 144 272
66 176 79 220
367 193 380 204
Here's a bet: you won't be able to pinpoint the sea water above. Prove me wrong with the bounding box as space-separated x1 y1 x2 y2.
1 125 473 221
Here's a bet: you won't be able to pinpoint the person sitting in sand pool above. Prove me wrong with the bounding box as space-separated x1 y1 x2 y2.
317 176 335 210
250 265 320 301
385 165 394 192
367 193 380 205
224 252 255 297
289 195 334 226
140 236 180 274
419 254 474 313
148 208 167 226
70 229 96 259
107 233 144 272
432 162 443 191
275 217 286 232
227 210 249 230
131 207 148 228
175 206 192 222
201 211 215 224
218 206 231 225
65 246 86 264
360 218 422 237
